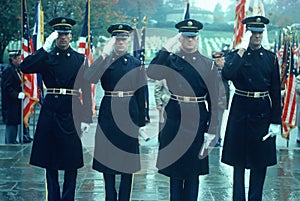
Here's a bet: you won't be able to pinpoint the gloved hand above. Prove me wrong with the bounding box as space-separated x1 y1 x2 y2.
81 122 90 134
163 33 180 52
268 123 281 137
161 93 170 102
240 30 252 50
18 92 25 99
43 31 58 52
102 37 116 57
199 133 215 157
139 126 150 141
281 90 285 97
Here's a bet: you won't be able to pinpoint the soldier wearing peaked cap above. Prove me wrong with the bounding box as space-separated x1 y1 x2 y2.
147 18 220 201
20 17 93 201
84 23 146 201
221 16 281 201
212 50 230 147
1 50 25 144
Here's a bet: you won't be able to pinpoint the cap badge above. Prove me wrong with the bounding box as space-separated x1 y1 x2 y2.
118 25 123 29
61 19 66 23
187 21 193 26
256 17 261 23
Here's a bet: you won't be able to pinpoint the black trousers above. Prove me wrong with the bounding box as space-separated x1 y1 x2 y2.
46 169 77 201
103 173 133 201
233 166 267 201
170 176 199 201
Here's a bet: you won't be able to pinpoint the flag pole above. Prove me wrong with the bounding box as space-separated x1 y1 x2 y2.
20 0 25 145
87 0 91 53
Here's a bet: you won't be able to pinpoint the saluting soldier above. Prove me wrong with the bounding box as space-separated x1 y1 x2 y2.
147 18 219 201
221 16 282 201
84 23 146 201
20 17 93 201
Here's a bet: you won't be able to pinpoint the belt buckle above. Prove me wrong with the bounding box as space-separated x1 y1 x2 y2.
118 91 124 97
183 96 189 102
59 88 66 95
254 92 260 98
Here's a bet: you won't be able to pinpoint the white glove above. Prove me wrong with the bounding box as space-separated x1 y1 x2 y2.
43 31 58 52
163 33 180 52
268 124 281 137
139 126 150 141
102 37 116 57
240 30 252 50
281 90 285 97
81 122 90 134
18 92 25 99
199 133 216 157
161 93 170 102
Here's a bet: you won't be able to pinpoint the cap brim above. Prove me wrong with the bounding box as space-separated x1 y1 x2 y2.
181 32 198 37
247 27 264 32
56 30 72 34
115 35 129 39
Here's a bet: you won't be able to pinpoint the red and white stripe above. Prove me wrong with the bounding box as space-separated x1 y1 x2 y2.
232 0 246 49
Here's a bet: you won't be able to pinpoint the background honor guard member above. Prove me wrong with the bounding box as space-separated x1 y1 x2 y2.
147 18 219 201
84 23 146 201
20 17 93 201
221 16 282 201
212 51 229 147
1 50 26 144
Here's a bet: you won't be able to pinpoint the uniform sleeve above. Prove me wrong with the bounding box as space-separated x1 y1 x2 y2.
20 48 48 74
296 75 300 95
1 68 20 99
269 55 282 124
83 55 105 83
147 49 170 80
134 66 146 127
84 54 121 84
222 51 245 81
205 65 220 134
154 80 163 106
74 58 93 124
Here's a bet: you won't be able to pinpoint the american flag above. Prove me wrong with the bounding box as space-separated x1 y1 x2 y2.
132 19 141 61
78 0 96 115
21 0 40 127
282 39 297 140
232 0 246 49
32 0 44 105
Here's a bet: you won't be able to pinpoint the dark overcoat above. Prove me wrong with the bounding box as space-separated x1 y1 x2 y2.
84 52 146 174
221 47 282 169
147 49 219 179
1 64 22 125
20 47 93 170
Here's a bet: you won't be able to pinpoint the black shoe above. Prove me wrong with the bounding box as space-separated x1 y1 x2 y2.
297 139 300 143
27 137 33 141
23 136 33 141
23 139 32 143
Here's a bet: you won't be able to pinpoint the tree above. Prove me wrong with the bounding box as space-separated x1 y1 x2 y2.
264 0 300 27
0 0 127 63
213 3 225 23
0 0 23 63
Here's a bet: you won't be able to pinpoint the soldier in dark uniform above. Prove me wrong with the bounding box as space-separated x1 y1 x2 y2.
147 19 219 201
212 51 229 147
1 50 25 144
84 23 146 201
20 17 93 201
221 16 282 201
